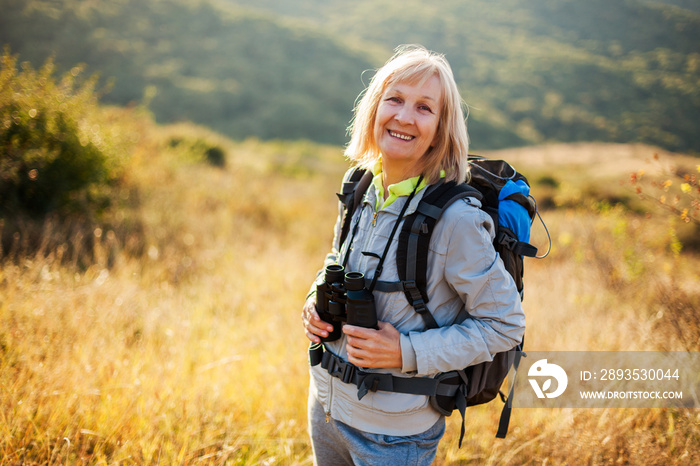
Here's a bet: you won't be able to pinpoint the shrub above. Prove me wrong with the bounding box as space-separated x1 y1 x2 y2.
167 135 227 168
536 174 560 188
205 145 225 167
0 49 117 217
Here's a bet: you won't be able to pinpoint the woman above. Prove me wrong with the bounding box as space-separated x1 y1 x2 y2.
301 45 525 465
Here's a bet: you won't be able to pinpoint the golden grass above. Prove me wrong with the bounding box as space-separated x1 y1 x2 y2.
1 127 699 464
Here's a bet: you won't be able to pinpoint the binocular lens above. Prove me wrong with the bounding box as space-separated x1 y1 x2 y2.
316 265 377 336
344 272 365 291
325 264 345 283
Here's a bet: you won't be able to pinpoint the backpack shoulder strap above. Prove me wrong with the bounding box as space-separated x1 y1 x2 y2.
337 167 373 248
397 181 482 328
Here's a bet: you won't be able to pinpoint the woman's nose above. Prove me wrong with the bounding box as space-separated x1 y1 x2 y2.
394 106 413 125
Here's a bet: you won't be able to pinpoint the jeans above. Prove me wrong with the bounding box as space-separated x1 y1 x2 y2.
308 394 445 466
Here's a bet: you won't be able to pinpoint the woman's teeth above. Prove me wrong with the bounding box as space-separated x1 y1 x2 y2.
389 130 414 141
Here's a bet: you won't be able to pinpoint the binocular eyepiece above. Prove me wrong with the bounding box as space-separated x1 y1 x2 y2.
315 264 378 342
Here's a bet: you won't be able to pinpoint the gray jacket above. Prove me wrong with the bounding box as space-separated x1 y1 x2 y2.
309 172 526 436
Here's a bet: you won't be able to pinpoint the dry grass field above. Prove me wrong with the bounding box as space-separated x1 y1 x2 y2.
1 117 698 464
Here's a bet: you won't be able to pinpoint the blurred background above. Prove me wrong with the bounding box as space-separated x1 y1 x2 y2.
1 0 698 464
2 0 699 152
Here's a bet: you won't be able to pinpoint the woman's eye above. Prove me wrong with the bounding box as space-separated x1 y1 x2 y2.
419 105 434 113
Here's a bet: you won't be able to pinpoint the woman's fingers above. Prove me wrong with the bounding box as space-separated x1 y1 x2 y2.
302 299 333 343
343 322 402 369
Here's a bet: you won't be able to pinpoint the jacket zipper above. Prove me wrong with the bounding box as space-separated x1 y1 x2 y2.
323 195 415 424
326 361 334 423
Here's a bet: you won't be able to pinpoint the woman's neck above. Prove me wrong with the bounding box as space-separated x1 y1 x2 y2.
381 161 421 193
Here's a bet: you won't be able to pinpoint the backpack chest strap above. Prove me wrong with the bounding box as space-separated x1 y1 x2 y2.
367 279 439 328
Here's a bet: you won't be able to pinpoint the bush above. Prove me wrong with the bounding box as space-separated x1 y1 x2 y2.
167 135 226 167
0 49 117 217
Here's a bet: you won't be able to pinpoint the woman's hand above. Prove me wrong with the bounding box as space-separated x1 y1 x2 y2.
343 321 402 369
301 296 334 343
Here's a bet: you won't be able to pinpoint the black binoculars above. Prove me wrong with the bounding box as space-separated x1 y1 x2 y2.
315 264 378 342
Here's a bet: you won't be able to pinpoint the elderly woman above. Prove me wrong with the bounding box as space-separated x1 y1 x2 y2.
301 45 525 465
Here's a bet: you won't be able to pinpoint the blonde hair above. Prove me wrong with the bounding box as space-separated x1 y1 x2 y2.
345 45 470 184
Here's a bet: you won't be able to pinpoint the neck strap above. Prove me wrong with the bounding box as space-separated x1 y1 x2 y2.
367 175 423 292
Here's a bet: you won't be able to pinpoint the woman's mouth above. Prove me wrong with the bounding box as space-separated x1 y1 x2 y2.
388 130 415 141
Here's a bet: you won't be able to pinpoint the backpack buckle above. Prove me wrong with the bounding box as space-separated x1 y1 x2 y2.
497 231 518 251
403 280 427 311
323 352 357 384
330 359 355 384
413 299 428 314
402 280 439 328
403 280 420 297
341 363 356 384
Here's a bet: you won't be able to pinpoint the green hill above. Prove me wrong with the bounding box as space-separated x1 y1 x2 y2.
222 0 700 153
1 0 699 153
653 0 700 13
0 0 372 144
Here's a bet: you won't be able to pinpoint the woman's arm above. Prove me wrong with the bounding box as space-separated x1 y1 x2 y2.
402 204 526 376
301 169 356 343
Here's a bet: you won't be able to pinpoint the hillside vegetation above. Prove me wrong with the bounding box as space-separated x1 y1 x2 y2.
0 0 372 144
1 54 699 464
1 0 699 153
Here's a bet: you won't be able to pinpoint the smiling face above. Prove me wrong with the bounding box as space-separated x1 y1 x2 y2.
373 75 443 179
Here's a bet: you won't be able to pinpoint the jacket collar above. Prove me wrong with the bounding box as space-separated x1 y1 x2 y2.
364 179 428 218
